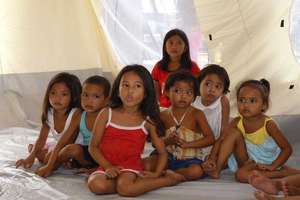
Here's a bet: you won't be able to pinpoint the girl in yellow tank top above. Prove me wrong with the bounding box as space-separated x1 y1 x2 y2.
205 79 297 183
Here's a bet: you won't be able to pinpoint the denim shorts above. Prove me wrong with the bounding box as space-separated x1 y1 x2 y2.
168 153 203 170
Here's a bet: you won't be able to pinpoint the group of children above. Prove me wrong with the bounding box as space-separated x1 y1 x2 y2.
15 28 300 199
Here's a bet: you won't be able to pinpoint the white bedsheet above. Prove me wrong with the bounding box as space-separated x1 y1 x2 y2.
0 124 299 200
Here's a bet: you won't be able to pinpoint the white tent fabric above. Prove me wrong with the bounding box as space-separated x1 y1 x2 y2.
0 0 118 74
1 0 300 128
91 0 209 70
290 0 300 62
194 0 300 115
0 0 118 128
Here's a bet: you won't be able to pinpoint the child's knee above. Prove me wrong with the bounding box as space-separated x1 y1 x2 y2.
60 144 81 157
116 178 136 197
87 175 108 194
186 165 204 180
117 185 133 197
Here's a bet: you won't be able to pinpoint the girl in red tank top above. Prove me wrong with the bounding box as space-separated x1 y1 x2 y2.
88 65 184 197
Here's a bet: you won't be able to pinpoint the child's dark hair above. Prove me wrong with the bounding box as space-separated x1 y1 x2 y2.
237 79 270 112
198 64 230 94
41 72 82 123
110 65 165 136
164 71 199 100
159 28 192 71
83 75 111 98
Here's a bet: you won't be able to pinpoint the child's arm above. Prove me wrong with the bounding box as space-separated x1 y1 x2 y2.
88 108 120 178
202 117 240 171
178 109 215 149
207 95 230 160
258 120 293 170
159 111 177 146
16 123 50 169
35 109 81 177
145 121 168 177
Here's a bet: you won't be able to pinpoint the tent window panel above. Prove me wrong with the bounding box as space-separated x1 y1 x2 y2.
99 0 208 70
290 0 300 64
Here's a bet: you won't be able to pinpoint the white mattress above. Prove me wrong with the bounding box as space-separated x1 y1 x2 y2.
0 120 299 200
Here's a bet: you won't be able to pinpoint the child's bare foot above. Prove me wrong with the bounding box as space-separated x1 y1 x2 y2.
75 168 97 175
62 161 73 169
205 168 220 179
164 170 185 186
254 191 276 200
28 144 34 153
202 159 216 172
249 170 278 195
281 180 300 196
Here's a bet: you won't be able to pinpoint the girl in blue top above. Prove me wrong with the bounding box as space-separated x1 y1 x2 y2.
59 75 111 173
206 79 296 183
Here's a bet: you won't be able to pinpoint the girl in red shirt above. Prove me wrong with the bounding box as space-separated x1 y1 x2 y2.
151 28 200 108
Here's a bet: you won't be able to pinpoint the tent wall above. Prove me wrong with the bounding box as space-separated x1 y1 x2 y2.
0 0 118 128
194 0 300 115
0 69 114 129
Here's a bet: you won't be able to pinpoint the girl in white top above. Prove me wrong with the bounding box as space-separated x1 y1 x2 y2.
16 72 82 177
192 64 230 172
46 107 77 142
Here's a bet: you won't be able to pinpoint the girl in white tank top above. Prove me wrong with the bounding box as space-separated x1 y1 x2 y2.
16 72 82 178
192 64 230 172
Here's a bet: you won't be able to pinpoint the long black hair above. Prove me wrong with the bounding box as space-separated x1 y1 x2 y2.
159 28 192 71
110 65 165 136
41 72 82 123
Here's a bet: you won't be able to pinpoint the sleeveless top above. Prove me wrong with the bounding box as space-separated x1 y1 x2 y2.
192 96 222 157
165 108 204 160
77 111 92 146
238 116 272 145
228 116 281 171
46 108 77 141
98 108 148 171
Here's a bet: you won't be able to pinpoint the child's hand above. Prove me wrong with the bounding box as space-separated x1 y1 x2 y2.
176 138 189 148
165 133 178 145
105 166 121 179
256 163 276 171
35 165 52 178
202 158 217 172
16 156 35 169
75 167 96 175
61 160 73 169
